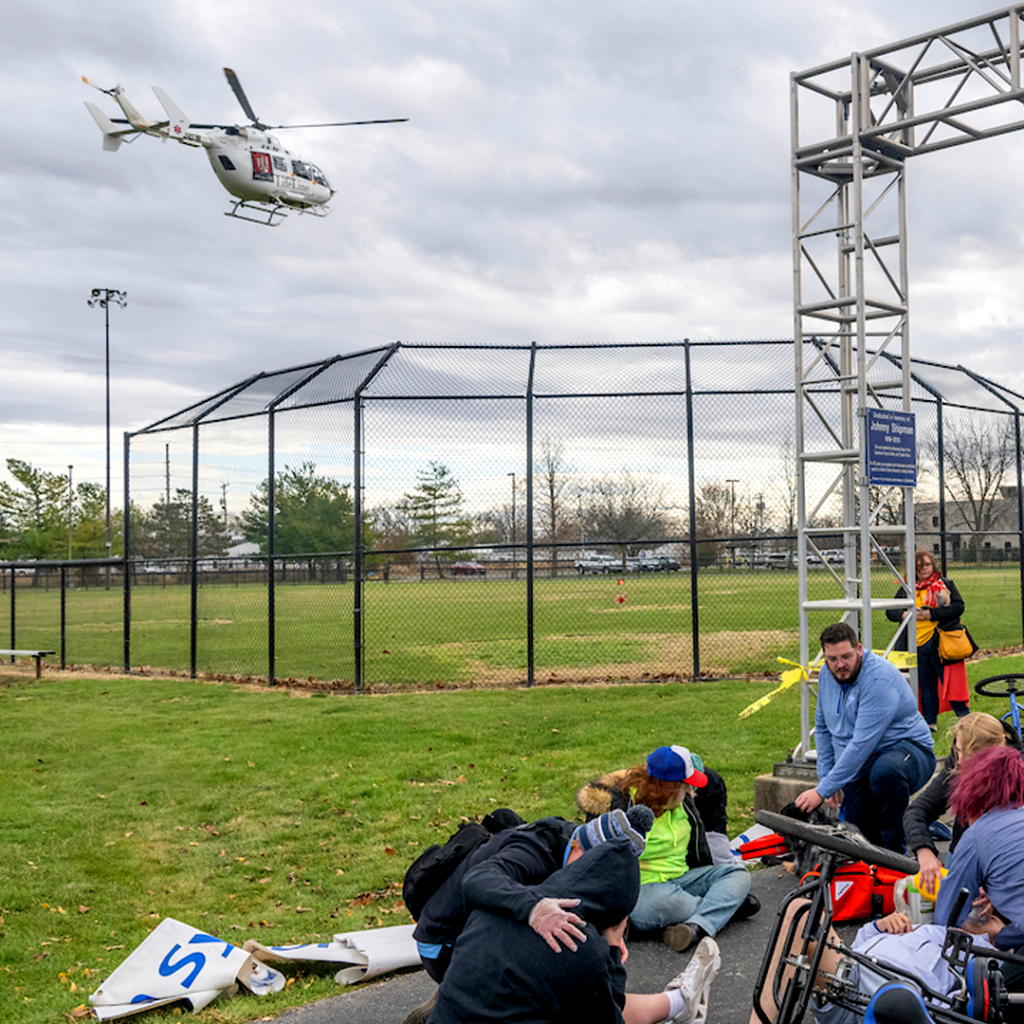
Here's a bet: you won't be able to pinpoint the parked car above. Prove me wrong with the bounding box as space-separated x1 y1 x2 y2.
639 556 682 572
575 555 616 575
451 561 486 576
753 552 792 570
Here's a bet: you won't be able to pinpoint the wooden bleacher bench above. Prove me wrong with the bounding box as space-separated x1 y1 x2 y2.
0 649 56 679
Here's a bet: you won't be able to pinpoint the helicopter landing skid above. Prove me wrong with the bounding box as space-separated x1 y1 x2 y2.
225 198 332 226
225 198 289 226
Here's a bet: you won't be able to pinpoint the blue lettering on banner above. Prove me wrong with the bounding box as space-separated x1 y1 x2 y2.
189 931 236 958
158 945 205 988
865 408 917 486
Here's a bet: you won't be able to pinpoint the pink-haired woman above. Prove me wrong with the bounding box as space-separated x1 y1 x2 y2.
935 745 1024 952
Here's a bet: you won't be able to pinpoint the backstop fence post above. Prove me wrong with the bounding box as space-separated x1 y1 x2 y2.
684 339 700 679
526 342 537 687
190 422 200 679
123 430 131 672
1017 411 1024 647
268 410 276 687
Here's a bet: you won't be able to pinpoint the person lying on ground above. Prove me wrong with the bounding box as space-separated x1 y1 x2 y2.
429 837 722 1024
617 744 752 951
752 904 999 1024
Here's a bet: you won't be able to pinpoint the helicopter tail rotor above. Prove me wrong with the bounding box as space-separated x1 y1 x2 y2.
223 67 264 129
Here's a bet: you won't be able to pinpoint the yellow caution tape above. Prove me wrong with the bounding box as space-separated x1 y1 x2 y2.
738 650 915 720
738 658 815 720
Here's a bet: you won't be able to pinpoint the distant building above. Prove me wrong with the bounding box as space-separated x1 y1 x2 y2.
914 486 1021 562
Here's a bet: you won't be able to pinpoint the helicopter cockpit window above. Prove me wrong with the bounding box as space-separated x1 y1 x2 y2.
291 160 312 180
218 155 237 171
310 165 329 187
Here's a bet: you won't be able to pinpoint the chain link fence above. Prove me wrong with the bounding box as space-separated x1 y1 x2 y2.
5 340 1024 688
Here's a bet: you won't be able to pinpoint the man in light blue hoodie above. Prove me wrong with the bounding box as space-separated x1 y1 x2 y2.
795 622 935 852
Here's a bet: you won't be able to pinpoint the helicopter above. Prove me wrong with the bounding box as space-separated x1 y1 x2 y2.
83 68 407 226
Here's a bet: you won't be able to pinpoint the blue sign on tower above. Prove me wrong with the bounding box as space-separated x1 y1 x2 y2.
865 408 916 487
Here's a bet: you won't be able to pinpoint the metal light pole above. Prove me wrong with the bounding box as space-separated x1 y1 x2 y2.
507 472 517 580
87 288 127 587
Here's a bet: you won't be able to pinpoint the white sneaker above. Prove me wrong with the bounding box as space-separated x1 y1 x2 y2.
665 937 721 1024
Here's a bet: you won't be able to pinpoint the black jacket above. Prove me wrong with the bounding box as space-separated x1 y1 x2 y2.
428 839 638 1024
886 577 966 653
903 719 1023 857
413 816 576 947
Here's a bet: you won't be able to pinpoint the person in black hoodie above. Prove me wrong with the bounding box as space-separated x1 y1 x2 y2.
412 809 650 985
428 837 721 1024
903 711 1023 894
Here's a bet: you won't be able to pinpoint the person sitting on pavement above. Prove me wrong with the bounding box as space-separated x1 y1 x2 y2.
935 744 1024 956
405 807 667 1024
578 756 741 866
904 711 1023 895
617 744 752 952
576 753 761 921
429 836 722 1024
794 621 935 853
412 807 652 984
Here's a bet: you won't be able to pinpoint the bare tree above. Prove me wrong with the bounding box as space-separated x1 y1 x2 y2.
585 471 672 567
927 419 1015 549
535 439 570 577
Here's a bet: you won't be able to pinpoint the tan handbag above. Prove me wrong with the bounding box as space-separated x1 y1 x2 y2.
938 627 976 662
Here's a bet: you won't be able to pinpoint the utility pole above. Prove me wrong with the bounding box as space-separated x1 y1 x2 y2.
87 288 127 588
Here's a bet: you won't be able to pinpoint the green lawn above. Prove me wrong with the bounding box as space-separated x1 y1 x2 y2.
3 564 1022 686
3 655 1023 1024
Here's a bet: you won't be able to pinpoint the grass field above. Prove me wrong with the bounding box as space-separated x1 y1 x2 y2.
3 564 1023 686
3 654 1024 1024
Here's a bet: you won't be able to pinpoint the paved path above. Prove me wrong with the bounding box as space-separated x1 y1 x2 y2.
256 864 799 1024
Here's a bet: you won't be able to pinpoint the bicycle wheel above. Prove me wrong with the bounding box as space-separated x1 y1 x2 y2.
975 674 1024 698
755 810 919 874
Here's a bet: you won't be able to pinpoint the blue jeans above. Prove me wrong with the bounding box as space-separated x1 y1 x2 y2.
841 739 935 853
629 862 750 936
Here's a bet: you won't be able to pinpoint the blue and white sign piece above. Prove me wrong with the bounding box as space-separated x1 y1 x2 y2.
89 918 284 1020
865 408 917 487
245 923 419 984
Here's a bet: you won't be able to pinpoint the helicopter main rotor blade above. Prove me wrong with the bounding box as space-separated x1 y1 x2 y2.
223 67 262 127
265 118 410 129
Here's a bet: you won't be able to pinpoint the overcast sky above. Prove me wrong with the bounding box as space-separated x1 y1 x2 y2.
2 0 1023 504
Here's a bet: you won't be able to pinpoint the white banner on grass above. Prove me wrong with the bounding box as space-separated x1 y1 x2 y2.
244 922 419 984
89 918 284 1020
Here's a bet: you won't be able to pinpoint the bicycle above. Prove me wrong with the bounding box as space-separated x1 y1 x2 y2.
973 674 1024 735
751 809 1023 1024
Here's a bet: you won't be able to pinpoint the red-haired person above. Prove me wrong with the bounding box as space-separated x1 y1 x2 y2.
935 745 1024 954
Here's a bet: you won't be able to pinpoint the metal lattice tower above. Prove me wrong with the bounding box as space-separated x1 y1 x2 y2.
792 5 1024 755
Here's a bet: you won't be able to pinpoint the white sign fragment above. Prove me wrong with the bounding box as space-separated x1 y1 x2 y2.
244 922 419 984
89 918 284 1020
